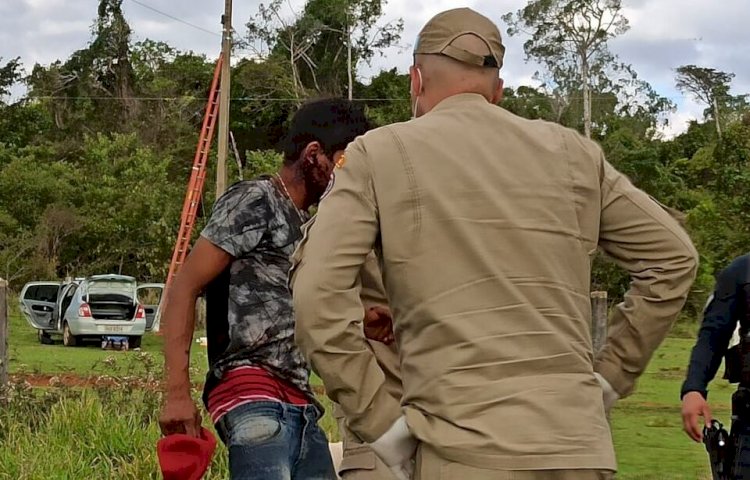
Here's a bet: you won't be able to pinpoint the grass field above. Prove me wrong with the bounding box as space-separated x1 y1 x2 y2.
1 300 728 479
6 303 208 377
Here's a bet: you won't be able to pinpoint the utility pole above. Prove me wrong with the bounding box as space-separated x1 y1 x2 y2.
0 278 7 386
216 0 232 200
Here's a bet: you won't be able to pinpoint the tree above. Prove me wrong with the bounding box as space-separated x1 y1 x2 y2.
244 0 403 100
27 0 138 134
357 68 409 125
0 57 22 103
91 0 138 120
503 0 630 138
675 65 735 138
501 86 557 121
301 0 403 99
245 0 322 103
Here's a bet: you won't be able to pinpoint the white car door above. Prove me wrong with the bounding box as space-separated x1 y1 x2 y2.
136 283 165 331
18 282 61 331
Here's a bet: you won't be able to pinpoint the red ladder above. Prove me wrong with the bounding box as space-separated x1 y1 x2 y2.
155 54 223 332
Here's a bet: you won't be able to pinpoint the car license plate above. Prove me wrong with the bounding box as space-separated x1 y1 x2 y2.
104 326 124 333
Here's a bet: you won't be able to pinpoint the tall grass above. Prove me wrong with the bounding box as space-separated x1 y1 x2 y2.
0 352 341 479
0 351 227 480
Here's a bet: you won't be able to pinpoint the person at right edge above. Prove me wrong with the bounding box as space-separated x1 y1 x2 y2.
682 253 750 478
290 7 699 480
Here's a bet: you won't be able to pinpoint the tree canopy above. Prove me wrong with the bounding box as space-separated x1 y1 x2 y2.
0 1 748 325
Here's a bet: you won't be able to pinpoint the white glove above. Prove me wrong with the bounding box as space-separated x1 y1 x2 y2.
368 416 417 480
595 372 620 414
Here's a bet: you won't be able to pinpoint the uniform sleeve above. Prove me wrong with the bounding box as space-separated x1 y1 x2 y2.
200 182 268 258
594 157 699 397
360 252 388 310
290 141 401 443
681 265 740 399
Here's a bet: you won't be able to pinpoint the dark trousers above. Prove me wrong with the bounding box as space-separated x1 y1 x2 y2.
731 422 750 479
215 401 336 480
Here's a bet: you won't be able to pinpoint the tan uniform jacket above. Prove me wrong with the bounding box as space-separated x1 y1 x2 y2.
291 93 698 471
336 253 402 478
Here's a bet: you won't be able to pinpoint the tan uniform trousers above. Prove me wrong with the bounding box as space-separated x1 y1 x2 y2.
415 444 614 480
336 417 615 480
335 409 399 480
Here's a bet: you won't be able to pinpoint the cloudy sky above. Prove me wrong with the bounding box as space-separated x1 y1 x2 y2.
2 0 748 136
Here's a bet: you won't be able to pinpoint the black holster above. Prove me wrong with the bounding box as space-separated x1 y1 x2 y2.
704 419 733 480
707 388 750 479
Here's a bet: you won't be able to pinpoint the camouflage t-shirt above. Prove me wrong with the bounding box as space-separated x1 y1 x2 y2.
200 176 314 403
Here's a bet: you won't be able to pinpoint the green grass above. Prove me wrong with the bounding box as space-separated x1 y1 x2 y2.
6 301 326 387
609 337 725 480
0 381 339 480
0 379 229 479
2 296 729 478
6 302 208 377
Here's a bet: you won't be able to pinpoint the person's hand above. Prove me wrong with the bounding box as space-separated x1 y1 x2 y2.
594 372 620 414
682 391 712 442
369 416 417 480
364 305 395 345
159 393 202 437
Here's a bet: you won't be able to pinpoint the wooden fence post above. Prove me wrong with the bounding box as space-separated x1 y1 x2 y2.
195 296 206 331
0 278 8 387
591 291 608 354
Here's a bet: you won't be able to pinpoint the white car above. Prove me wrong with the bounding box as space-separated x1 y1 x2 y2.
19 275 163 348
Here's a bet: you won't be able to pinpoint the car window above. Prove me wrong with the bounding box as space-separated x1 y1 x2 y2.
64 285 77 301
86 279 136 297
137 287 163 305
60 284 78 313
24 284 60 302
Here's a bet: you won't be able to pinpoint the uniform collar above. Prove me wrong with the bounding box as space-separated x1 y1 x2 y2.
430 93 489 113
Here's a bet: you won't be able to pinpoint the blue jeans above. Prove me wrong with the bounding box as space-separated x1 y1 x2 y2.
215 401 336 480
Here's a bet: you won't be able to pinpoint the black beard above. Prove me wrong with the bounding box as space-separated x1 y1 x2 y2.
304 173 328 206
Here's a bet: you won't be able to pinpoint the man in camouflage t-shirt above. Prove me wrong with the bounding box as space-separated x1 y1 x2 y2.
159 98 371 480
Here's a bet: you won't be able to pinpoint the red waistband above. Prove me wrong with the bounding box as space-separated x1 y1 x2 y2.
207 366 309 423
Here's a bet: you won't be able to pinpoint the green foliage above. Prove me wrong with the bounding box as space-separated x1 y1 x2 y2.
675 65 735 131
0 351 228 479
0 304 336 478
244 0 402 99
358 68 410 126
0 57 22 101
503 1 673 139
298 0 403 96
1 0 749 329
0 133 181 285
502 86 557 121
243 150 284 179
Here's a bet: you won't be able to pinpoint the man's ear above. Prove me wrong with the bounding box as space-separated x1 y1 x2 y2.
302 141 322 164
492 77 504 104
409 65 422 97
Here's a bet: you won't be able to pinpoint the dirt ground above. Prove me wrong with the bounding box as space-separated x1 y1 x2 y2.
9 373 327 396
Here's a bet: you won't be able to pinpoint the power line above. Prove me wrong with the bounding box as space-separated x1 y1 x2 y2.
25 94 743 101
128 0 221 37
27 96 412 101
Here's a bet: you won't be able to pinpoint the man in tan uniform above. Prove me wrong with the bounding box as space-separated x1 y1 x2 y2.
291 7 699 480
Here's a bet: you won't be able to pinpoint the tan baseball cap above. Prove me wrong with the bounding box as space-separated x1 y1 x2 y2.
414 8 505 69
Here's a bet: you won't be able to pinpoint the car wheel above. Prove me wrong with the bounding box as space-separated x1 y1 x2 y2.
129 336 142 350
62 322 78 347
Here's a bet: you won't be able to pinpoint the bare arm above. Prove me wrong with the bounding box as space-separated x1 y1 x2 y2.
160 237 232 435
164 237 232 396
